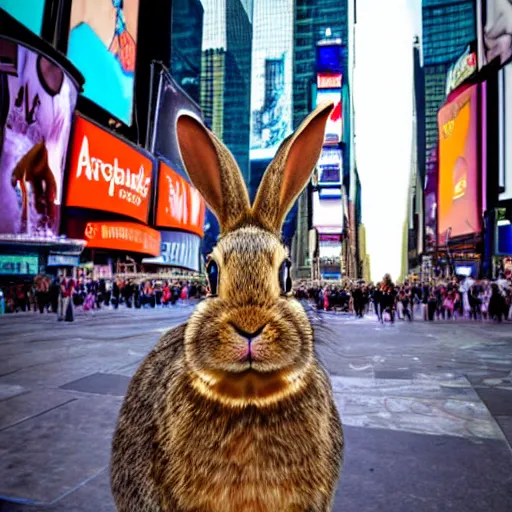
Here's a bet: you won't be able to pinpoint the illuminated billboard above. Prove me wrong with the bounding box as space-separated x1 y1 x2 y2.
312 191 343 234
67 0 140 125
317 73 342 89
0 254 39 275
437 84 481 243
446 46 477 95
66 115 152 224
481 0 512 68
317 148 342 186
424 148 438 251
0 37 80 236
499 63 512 201
0 0 46 35
314 90 342 145
155 160 206 237
316 43 343 74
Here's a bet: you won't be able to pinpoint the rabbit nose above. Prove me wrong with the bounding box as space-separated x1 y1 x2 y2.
230 322 266 341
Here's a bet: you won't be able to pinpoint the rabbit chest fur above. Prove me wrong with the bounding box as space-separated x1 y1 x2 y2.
111 324 343 512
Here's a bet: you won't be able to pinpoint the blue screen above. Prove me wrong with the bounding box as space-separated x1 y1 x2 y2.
316 45 343 73
0 0 45 35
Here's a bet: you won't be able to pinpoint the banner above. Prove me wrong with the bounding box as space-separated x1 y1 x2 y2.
142 231 201 272
66 114 152 223
312 191 344 233
0 37 80 236
0 254 39 275
314 89 342 145
81 220 160 256
155 160 205 237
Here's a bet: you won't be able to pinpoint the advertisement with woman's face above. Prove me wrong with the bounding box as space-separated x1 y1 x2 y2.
67 0 139 125
0 39 78 236
484 0 512 67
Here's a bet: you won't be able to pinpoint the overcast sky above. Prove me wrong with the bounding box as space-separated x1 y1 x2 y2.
354 0 421 282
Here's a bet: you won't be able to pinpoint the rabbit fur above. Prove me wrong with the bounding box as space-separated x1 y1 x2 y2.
110 102 344 512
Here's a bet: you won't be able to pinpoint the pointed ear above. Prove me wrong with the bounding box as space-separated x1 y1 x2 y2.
252 102 334 231
176 115 251 232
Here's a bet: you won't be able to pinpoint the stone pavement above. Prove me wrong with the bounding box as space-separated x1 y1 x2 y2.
0 306 511 511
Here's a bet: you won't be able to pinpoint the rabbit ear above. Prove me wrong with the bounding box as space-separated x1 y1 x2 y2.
176 115 251 232
251 102 334 232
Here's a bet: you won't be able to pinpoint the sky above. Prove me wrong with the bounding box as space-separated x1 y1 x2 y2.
354 0 421 282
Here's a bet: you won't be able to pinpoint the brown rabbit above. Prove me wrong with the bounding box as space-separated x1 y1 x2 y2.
110 102 344 512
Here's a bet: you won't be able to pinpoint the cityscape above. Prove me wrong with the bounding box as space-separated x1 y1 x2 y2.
0 1 511 512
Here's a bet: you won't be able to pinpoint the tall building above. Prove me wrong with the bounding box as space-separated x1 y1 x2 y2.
422 0 476 160
201 0 253 182
170 0 204 104
292 0 357 277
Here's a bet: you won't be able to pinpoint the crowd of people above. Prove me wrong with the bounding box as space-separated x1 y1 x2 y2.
2 271 511 323
294 273 512 323
0 275 208 320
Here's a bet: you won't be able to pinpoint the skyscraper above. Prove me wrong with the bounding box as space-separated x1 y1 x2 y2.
201 0 253 182
422 0 476 160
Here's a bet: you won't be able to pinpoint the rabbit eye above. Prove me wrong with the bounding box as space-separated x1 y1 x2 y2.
206 258 219 296
278 259 292 295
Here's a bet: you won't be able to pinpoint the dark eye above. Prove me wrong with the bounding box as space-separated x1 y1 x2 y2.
279 259 292 295
206 258 219 296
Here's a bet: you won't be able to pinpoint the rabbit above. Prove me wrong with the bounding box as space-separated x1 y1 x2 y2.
110 102 344 512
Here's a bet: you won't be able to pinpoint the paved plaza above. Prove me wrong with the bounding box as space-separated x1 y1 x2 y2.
0 306 511 511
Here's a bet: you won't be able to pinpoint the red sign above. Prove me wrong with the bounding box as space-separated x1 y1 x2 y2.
83 221 161 257
317 73 342 89
66 115 153 224
155 161 206 237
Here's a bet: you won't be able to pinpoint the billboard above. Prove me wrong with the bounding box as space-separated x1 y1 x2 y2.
317 148 342 186
79 220 160 256
142 231 201 272
313 89 342 145
317 73 342 90
482 0 512 68
424 147 438 251
498 63 512 201
437 84 481 243
312 191 343 234
0 1 46 35
66 114 152 223
0 254 38 275
155 160 206 237
67 0 139 125
446 46 477 96
0 38 80 236
316 43 343 74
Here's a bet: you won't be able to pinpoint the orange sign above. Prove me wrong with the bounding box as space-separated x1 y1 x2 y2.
66 115 153 223
83 221 161 256
317 73 342 89
155 161 206 237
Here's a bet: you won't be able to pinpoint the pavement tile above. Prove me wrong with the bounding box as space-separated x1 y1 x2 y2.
60 373 131 397
495 416 512 448
474 387 512 416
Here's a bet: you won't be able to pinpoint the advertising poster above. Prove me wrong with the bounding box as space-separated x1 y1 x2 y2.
312 191 344 234
66 114 152 224
499 63 512 200
437 85 481 243
317 148 342 186
424 147 438 251
0 0 46 35
0 38 79 236
67 0 139 125
314 89 342 145
142 231 201 272
482 0 512 67
0 254 39 275
155 160 206 237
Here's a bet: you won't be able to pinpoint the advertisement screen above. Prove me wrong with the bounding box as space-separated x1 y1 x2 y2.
0 254 39 275
317 148 342 186
482 0 512 68
316 44 343 74
437 85 481 243
312 191 343 233
446 46 477 95
142 231 201 272
78 220 160 256
317 73 342 90
66 114 152 223
67 0 139 125
155 160 206 237
314 90 342 145
0 39 79 236
497 224 512 255
151 71 203 180
0 0 46 35
424 147 438 251
499 63 512 201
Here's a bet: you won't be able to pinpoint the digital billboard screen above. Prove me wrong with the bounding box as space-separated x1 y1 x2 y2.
424 147 438 251
0 254 39 275
67 0 139 125
0 1 46 35
314 90 342 145
66 114 152 224
316 44 343 74
312 191 343 233
437 84 481 243
499 63 512 201
0 38 79 237
317 148 342 186
155 160 206 237
482 0 512 68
